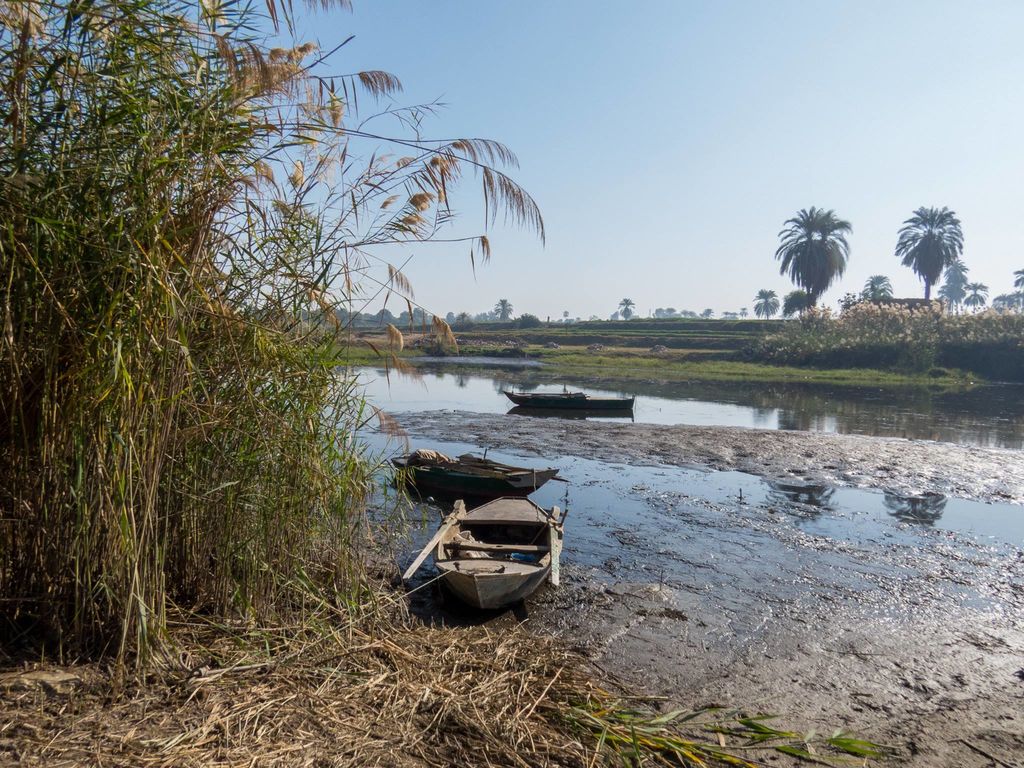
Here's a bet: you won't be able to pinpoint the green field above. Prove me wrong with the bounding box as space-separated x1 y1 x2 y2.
453 317 775 354
347 318 976 386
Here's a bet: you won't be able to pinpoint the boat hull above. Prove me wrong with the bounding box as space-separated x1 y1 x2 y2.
502 390 634 410
395 463 559 499
437 561 551 609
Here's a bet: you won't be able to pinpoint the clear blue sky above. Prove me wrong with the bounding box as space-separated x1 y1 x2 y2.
297 1 1024 319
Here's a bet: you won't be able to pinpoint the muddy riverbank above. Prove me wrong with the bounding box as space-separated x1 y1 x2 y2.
391 411 1024 767
396 409 1024 503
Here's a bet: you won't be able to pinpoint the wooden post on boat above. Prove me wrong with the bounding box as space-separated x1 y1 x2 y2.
548 506 562 587
402 500 467 581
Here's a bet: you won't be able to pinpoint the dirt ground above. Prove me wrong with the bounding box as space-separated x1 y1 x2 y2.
397 410 1024 767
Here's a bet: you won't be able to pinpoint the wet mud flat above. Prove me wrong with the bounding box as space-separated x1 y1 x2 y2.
392 411 1024 766
399 410 1024 504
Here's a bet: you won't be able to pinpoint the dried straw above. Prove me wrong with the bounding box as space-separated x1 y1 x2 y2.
0 596 888 768
3 606 593 767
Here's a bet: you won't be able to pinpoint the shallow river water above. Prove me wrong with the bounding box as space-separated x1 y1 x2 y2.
359 362 1023 579
371 435 1023 603
358 364 1024 449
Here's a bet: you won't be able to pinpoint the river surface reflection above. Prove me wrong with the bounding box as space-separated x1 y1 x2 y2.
357 365 1024 450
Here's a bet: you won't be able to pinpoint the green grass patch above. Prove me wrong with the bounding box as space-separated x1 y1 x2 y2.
518 347 973 385
341 340 975 386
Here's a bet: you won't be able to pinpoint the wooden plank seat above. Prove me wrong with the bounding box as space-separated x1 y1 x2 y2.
464 498 552 525
449 541 550 554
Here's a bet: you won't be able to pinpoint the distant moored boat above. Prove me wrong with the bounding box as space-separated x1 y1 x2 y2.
502 390 635 410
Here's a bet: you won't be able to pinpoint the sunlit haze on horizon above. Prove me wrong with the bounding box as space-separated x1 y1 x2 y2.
299 1 1024 320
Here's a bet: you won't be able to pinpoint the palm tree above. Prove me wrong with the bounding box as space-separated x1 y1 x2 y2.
992 293 1024 313
618 298 635 320
753 289 779 319
964 282 988 311
938 258 969 313
494 298 513 321
775 207 852 306
895 207 963 299
946 258 969 282
860 275 893 301
739 307 748 318
782 290 810 317
1015 269 1024 290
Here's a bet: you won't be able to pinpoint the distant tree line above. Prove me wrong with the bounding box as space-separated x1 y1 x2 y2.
355 232 1024 328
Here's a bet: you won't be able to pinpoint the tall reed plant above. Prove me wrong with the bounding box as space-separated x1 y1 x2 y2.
0 0 540 660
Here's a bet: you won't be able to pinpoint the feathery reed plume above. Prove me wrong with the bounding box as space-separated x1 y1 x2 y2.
373 407 407 439
432 315 458 351
385 323 404 352
482 166 546 242
289 159 305 188
357 70 403 97
408 191 433 211
387 264 414 297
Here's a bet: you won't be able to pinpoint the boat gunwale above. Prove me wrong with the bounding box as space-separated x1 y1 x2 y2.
391 455 559 477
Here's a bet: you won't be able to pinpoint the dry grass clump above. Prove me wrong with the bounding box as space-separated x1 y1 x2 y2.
3 612 591 767
1 591 886 768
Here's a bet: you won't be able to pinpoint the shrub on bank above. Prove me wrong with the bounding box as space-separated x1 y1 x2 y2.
516 313 543 328
938 338 1024 381
752 304 1024 380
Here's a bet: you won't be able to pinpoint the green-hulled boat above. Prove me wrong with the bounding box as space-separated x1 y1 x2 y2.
392 450 560 500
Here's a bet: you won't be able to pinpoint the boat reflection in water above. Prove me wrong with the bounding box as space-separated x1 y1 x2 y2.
767 478 836 511
883 491 947 525
506 405 635 422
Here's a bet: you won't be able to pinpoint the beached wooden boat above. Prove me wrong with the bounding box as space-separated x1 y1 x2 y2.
392 450 560 499
403 498 563 609
502 390 635 410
